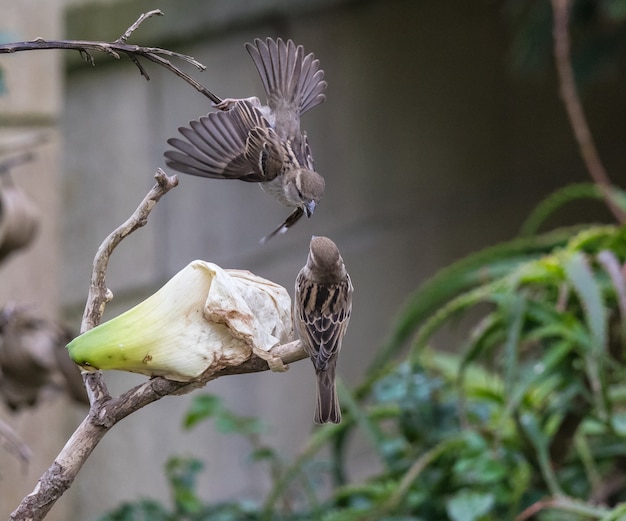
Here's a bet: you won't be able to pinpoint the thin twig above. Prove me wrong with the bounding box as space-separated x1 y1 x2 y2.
80 169 177 404
134 50 221 101
0 418 31 466
0 11 222 104
551 0 625 223
117 9 161 44
515 495 609 521
81 169 178 333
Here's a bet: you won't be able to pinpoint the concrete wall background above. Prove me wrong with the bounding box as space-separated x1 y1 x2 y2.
2 0 625 519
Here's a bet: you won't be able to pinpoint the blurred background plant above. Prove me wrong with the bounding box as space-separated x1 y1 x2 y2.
506 0 626 85
96 1 626 520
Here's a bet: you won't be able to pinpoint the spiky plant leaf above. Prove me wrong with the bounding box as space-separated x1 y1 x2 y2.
520 184 626 237
373 228 579 371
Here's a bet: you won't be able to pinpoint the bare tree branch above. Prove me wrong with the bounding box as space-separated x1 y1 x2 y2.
0 10 222 104
551 0 625 224
80 169 177 334
9 337 305 521
79 168 178 406
9 167 307 520
116 9 160 44
514 495 609 521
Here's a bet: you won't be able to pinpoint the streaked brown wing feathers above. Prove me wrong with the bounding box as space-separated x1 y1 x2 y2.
164 101 273 182
296 274 352 373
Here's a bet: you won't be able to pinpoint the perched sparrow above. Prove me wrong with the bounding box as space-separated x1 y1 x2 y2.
165 37 327 242
295 236 353 424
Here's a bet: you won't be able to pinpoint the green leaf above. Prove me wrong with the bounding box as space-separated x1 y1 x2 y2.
564 251 608 417
420 349 503 401
600 503 626 521
597 250 626 344
519 183 626 237
604 0 626 22
610 412 626 437
502 295 526 396
165 457 204 515
338 378 394 469
182 394 222 429
249 446 277 462
214 411 263 435
565 253 607 349
459 312 505 373
96 500 171 521
453 453 507 485
500 341 572 420
518 412 563 495
373 227 576 371
411 278 508 361
445 490 494 521
566 225 624 254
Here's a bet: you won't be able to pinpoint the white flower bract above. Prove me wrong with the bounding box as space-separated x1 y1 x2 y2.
67 261 293 381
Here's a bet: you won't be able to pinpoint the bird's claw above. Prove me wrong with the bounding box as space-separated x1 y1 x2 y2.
212 98 239 111
212 96 262 112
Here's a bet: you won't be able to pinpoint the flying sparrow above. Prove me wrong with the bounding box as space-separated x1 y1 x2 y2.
164 37 327 242
295 236 353 424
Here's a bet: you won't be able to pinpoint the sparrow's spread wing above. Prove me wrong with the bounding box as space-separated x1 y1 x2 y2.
296 274 353 373
165 101 283 182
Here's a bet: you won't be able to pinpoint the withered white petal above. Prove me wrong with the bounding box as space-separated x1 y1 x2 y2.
67 261 293 381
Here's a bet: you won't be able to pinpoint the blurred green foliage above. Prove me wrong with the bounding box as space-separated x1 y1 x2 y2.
506 0 626 85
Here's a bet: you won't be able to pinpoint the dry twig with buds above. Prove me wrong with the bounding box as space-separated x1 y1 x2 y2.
0 9 222 104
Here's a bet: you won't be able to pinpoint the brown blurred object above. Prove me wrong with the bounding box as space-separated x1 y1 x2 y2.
0 305 88 411
0 154 40 263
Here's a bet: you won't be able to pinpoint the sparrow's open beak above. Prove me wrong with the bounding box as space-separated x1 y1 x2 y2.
304 201 316 218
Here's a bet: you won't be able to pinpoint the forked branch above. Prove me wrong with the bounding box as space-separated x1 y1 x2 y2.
0 10 222 104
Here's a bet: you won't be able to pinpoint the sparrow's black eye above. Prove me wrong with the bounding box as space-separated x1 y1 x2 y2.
296 188 303 199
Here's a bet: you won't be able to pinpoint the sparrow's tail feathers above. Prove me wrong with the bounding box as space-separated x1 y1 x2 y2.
246 38 327 116
299 52 327 114
314 367 341 424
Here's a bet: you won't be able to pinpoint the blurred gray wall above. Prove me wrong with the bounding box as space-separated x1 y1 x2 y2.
0 1 73 520
2 0 626 519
